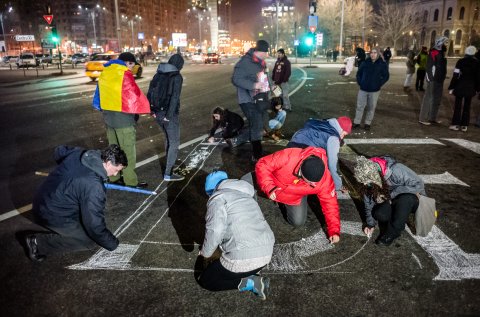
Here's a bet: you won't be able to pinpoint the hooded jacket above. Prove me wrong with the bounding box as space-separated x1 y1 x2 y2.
148 58 183 120
356 57 389 92
426 49 447 83
289 118 344 190
256 147 340 237
201 179 275 262
272 55 291 84
232 48 267 104
363 156 426 227
33 146 119 251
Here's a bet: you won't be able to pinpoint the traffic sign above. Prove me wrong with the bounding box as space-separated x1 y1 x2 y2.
316 33 323 46
308 15 318 33
41 39 55 49
43 15 54 25
15 35 35 41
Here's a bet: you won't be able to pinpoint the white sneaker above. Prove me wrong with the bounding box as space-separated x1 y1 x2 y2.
419 121 431 126
461 126 468 132
449 125 459 131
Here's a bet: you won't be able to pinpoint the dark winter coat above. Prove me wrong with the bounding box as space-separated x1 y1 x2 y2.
426 49 447 83
356 57 389 92
448 55 480 98
209 109 245 138
383 48 392 61
149 61 183 120
406 50 415 74
272 56 291 84
33 146 119 251
232 48 267 104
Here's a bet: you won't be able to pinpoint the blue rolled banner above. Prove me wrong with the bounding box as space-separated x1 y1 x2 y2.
104 183 157 195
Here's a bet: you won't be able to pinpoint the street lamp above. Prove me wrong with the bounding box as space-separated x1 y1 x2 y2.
0 6 13 55
122 14 142 50
78 5 106 52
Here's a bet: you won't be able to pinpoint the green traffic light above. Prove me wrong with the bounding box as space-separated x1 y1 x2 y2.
52 36 58 43
305 37 313 47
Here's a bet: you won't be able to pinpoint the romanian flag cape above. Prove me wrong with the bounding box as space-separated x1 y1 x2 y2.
92 60 150 114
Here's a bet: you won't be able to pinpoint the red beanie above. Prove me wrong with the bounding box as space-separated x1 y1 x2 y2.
337 116 352 134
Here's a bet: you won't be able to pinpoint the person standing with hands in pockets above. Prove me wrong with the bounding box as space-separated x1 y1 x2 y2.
272 48 292 111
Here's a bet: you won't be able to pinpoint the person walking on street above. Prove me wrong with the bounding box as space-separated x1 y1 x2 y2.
415 46 428 91
147 54 185 181
333 50 339 62
403 47 415 92
287 117 352 193
255 147 341 244
198 171 274 300
353 48 389 130
418 36 448 125
447 46 480 132
383 47 392 66
20 144 127 262
355 47 366 69
354 155 426 246
272 48 292 111
93 52 150 189
232 40 270 161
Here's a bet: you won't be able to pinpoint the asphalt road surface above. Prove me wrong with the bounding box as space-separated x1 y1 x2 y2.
1 58 479 316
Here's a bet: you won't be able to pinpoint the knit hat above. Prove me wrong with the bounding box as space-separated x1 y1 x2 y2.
354 156 383 188
465 45 477 56
256 40 269 52
433 36 448 50
205 171 228 196
118 52 136 63
277 48 285 55
337 116 352 134
300 156 325 182
168 53 184 71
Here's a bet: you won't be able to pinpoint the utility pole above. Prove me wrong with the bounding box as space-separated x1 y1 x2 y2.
114 0 121 51
275 0 279 51
339 0 345 58
362 0 366 49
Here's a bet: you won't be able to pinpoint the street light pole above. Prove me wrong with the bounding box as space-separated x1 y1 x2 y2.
339 0 345 58
0 13 7 54
275 0 279 51
90 11 97 50
130 20 134 49
114 0 122 51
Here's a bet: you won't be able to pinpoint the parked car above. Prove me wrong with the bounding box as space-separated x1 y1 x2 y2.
16 53 37 68
191 53 204 63
204 52 221 64
72 53 89 64
40 54 53 64
85 53 142 81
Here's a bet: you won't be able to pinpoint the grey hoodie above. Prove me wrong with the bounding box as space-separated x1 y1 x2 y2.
153 59 183 120
201 179 275 261
232 48 266 104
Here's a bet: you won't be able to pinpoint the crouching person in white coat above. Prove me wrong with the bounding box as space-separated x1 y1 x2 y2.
198 171 275 300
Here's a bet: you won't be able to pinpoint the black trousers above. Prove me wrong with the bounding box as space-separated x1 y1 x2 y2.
372 193 419 238
34 222 97 255
452 95 473 126
416 69 426 90
198 259 263 291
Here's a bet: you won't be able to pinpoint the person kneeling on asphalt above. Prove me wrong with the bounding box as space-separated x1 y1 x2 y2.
207 106 247 147
288 116 352 193
198 171 275 300
255 147 341 244
354 155 426 246
20 144 126 262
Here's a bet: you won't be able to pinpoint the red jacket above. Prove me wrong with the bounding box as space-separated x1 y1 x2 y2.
256 147 340 237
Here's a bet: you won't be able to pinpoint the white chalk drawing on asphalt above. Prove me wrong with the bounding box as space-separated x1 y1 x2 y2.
442 139 480 155
345 138 445 145
412 253 423 270
406 226 480 281
69 138 480 281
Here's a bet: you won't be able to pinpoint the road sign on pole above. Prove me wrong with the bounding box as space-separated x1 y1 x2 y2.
43 15 54 25
15 35 35 41
308 15 318 33
41 39 55 49
316 33 323 46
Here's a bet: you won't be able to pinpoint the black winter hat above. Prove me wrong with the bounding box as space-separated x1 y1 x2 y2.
255 40 269 52
168 54 184 71
118 52 136 63
300 156 325 182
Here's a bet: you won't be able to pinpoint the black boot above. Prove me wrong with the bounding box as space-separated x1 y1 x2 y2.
24 234 46 262
252 141 263 161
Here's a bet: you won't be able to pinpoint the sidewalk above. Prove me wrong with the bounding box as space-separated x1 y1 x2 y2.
0 65 81 84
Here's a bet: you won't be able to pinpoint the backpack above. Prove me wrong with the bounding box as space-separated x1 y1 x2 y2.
147 72 177 113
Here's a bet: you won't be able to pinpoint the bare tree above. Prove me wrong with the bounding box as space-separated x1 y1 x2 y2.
375 0 422 55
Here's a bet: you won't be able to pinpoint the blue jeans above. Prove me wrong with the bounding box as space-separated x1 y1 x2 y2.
239 102 264 142
155 111 180 176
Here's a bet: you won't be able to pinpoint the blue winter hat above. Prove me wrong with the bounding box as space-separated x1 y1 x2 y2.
205 171 228 196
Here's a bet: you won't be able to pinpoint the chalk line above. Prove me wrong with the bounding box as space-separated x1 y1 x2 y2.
345 138 444 145
420 172 469 187
412 253 423 270
442 139 480 155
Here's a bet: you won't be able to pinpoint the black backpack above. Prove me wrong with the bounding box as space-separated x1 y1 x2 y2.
147 72 177 113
